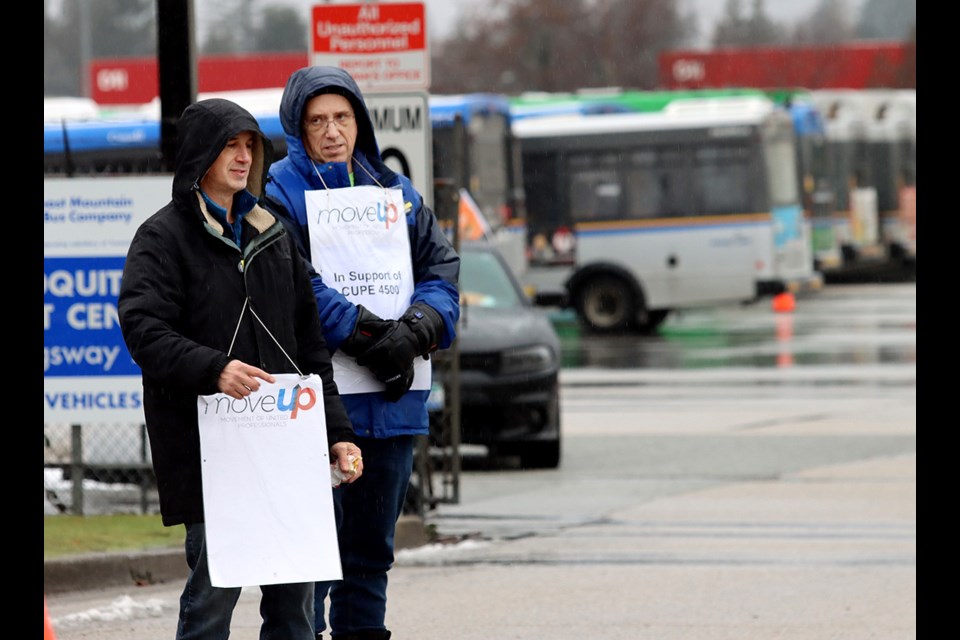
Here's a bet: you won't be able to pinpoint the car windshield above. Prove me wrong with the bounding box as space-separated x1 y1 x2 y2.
460 249 524 310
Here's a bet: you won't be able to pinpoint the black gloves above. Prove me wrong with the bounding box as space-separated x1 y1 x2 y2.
339 305 397 358
380 362 416 403
400 302 444 356
355 303 445 402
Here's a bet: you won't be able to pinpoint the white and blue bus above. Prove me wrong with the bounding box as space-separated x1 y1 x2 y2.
778 94 844 275
513 96 819 334
512 88 841 282
866 90 916 272
809 90 889 271
427 94 529 266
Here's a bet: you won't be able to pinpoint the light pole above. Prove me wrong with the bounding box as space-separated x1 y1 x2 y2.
78 0 91 97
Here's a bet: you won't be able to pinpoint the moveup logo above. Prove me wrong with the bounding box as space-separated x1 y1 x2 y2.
202 384 317 420
314 200 401 230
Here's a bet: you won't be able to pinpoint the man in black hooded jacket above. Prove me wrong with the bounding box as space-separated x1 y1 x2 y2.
118 98 362 639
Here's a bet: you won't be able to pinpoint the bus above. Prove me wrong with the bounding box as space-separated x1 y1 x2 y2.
808 90 890 271
513 95 816 334
774 92 843 274
428 96 524 220
512 88 841 278
865 90 916 272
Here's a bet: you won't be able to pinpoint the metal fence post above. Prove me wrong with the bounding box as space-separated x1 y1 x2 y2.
70 424 84 515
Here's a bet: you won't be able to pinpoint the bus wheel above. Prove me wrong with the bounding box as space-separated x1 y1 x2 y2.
574 276 637 333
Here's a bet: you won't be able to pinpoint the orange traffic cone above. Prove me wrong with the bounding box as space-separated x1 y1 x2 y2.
44 596 57 640
771 292 796 313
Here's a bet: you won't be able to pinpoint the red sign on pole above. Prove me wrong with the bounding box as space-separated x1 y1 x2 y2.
311 2 429 92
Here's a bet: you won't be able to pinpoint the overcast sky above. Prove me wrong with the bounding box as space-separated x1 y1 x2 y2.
196 0 864 48
408 0 842 40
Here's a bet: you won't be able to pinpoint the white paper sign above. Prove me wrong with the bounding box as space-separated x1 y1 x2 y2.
304 185 431 394
197 373 341 587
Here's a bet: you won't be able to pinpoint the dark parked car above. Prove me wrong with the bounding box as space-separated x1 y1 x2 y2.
428 240 562 469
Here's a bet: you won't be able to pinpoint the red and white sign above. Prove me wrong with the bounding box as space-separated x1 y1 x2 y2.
89 53 309 105
311 2 429 92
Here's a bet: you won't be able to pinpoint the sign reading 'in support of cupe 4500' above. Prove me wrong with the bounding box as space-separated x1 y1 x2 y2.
43 176 170 423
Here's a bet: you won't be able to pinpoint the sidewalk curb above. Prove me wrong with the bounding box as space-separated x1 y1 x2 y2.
44 515 429 595
44 547 185 595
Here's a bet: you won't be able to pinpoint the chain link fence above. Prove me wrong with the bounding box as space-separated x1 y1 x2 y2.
43 422 158 516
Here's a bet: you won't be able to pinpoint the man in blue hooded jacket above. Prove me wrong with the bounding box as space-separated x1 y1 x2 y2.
264 66 460 640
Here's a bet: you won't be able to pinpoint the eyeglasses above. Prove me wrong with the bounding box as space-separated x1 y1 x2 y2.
303 113 355 131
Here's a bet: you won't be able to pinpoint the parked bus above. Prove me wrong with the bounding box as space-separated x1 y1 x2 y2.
773 91 843 274
809 90 888 271
811 88 917 276
513 95 817 334
865 90 916 272
428 95 525 230
512 88 841 277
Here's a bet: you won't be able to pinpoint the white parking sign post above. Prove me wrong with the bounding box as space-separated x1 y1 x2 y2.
365 92 432 209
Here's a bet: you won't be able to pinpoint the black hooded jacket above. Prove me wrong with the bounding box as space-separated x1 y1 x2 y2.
118 98 354 526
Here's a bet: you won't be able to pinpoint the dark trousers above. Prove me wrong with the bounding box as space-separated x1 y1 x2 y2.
315 435 414 636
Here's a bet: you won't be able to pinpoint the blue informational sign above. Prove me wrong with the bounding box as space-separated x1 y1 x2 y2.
43 256 140 377
44 176 170 422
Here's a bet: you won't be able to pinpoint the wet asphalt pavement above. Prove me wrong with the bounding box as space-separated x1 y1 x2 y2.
45 282 916 639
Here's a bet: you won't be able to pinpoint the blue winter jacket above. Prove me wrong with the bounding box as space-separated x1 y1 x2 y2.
264 66 460 438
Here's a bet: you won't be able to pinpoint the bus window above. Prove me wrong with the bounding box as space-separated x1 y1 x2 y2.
870 142 898 214
623 149 663 219
830 142 853 213
658 147 690 218
470 116 511 221
899 136 916 187
693 144 753 215
568 153 622 221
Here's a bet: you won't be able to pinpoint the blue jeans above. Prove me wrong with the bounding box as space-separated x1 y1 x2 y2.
315 435 414 636
177 522 315 640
